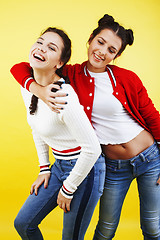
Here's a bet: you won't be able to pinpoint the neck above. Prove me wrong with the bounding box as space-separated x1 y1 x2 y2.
33 68 61 86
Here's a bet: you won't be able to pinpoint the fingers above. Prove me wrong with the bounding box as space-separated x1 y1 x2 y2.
30 184 35 195
44 176 50 189
58 202 70 213
157 177 160 185
57 191 72 213
66 202 71 212
30 182 43 196
30 183 39 196
30 174 51 196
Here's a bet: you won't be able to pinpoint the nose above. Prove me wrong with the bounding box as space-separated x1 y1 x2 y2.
99 46 107 56
37 46 46 53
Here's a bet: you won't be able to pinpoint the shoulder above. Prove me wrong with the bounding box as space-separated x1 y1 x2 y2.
108 65 142 87
63 62 86 76
109 65 138 78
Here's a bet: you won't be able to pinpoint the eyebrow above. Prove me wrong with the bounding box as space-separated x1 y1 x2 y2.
38 37 59 49
99 37 118 52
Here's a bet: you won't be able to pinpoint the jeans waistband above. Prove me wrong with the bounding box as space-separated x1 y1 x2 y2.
106 142 158 167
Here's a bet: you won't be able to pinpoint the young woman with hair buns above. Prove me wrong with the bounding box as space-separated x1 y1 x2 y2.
11 14 160 240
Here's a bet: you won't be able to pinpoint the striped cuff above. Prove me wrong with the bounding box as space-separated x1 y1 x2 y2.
60 185 73 199
24 77 35 91
39 165 51 175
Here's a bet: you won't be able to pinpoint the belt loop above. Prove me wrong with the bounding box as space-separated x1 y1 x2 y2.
139 153 145 162
118 160 121 169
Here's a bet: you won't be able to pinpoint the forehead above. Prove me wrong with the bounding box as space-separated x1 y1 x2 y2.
40 32 64 49
97 29 122 49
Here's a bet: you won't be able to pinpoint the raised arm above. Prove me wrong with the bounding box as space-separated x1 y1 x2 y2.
10 62 67 112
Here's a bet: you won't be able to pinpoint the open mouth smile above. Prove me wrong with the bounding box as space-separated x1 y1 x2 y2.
33 53 45 62
93 53 104 62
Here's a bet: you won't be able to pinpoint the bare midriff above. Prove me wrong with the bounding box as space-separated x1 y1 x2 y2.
101 130 154 160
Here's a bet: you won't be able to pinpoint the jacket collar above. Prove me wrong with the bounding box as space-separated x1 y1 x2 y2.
82 61 117 88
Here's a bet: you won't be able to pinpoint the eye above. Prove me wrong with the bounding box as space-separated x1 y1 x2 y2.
98 39 104 45
108 48 116 54
48 46 56 51
37 41 43 45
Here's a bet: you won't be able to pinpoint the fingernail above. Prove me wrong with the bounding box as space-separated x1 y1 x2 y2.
61 108 64 110
60 86 62 89
65 102 68 104
66 94 69 96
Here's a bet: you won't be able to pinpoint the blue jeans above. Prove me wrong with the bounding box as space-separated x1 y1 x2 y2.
14 154 105 240
93 142 160 240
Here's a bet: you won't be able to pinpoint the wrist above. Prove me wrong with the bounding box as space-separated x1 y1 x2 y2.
29 81 43 99
60 185 73 199
39 165 51 175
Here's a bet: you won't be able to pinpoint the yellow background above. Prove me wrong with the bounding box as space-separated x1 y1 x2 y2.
1 0 160 239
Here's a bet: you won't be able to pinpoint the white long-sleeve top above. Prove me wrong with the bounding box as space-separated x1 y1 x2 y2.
21 79 101 194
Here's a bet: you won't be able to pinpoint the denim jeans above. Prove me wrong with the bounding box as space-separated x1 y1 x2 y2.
93 142 160 240
14 154 105 240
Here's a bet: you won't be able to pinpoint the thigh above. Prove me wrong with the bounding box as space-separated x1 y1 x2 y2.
62 155 106 240
99 160 133 224
15 165 62 228
137 151 160 227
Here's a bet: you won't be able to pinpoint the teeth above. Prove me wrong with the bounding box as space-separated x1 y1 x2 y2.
94 53 104 61
34 53 45 61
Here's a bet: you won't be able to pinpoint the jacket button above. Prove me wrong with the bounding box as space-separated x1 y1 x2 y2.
89 93 92 96
90 79 92 83
87 106 90 110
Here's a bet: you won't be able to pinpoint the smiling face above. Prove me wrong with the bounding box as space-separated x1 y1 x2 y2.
29 32 64 72
87 29 122 73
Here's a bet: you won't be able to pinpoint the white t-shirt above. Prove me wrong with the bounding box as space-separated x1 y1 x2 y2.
89 70 144 145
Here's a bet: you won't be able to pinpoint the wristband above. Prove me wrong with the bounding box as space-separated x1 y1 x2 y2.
60 185 73 199
39 165 51 175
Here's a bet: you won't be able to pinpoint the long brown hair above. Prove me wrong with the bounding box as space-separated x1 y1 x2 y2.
29 27 71 115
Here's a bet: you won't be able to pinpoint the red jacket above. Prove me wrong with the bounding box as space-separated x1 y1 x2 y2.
10 62 160 144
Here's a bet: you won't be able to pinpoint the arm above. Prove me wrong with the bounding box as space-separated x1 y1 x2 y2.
57 85 101 211
10 62 67 112
30 130 51 195
136 76 160 147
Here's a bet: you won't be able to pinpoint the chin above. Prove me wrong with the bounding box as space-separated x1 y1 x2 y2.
30 61 44 70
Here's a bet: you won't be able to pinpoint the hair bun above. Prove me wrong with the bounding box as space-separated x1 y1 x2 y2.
98 14 114 26
126 29 134 45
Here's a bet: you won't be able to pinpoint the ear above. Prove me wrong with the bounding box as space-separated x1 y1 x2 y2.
56 60 64 69
88 34 93 45
114 53 121 60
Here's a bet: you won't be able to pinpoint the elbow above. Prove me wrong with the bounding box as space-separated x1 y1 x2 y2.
89 143 101 159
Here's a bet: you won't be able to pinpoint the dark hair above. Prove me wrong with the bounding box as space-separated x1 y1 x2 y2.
88 14 134 57
29 27 71 115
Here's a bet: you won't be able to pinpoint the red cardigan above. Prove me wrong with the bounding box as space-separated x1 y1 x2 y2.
10 62 160 144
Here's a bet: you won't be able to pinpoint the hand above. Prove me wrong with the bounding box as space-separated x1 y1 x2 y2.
157 176 160 185
29 82 67 113
30 173 51 196
57 190 72 213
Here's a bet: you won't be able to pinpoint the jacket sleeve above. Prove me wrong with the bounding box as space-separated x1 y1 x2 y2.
10 62 70 91
136 74 160 145
10 62 35 90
